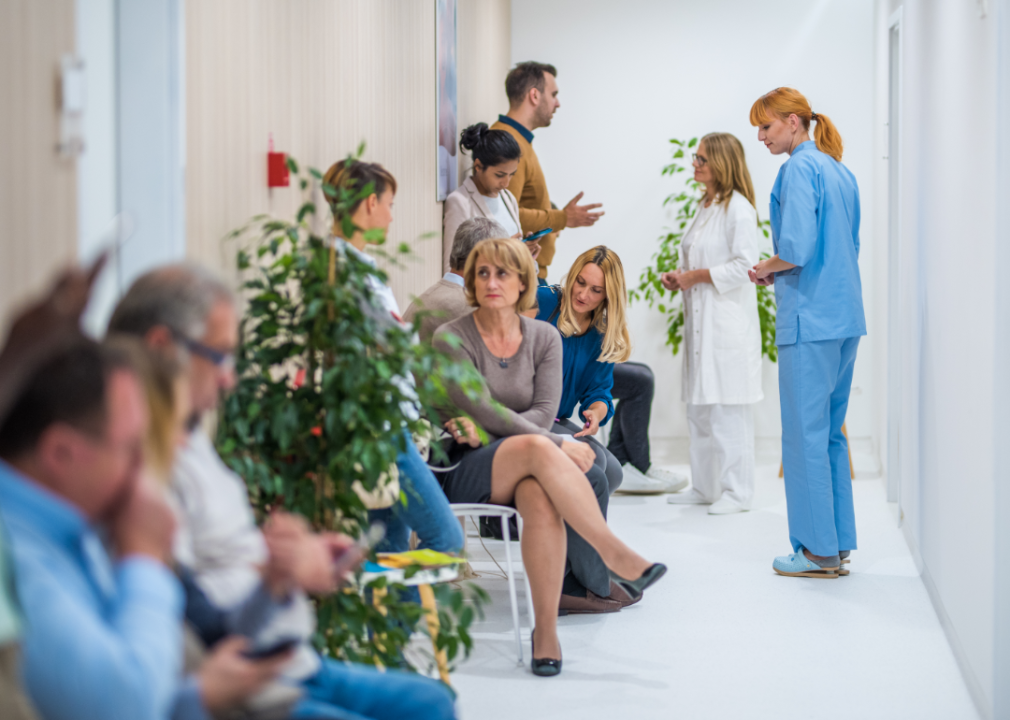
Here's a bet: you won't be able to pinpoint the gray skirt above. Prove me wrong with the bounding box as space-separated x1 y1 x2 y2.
435 438 508 505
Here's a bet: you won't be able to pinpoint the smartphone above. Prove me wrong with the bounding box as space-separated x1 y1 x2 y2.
242 636 300 660
523 228 553 243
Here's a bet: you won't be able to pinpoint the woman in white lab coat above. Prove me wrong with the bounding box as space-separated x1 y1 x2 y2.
662 133 763 514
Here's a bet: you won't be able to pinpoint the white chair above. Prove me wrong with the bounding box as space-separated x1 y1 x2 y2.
450 503 534 664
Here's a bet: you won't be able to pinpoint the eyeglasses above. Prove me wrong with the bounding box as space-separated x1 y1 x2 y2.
171 329 236 370
691 153 708 167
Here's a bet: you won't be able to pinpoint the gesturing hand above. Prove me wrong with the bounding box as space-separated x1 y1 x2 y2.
444 417 482 448
563 192 604 228
574 403 606 438
660 271 680 292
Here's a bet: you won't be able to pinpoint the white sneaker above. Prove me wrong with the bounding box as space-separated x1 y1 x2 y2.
708 495 748 515
645 466 689 493
615 464 667 495
665 488 711 505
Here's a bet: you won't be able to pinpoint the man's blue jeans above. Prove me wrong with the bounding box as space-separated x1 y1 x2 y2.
368 434 462 554
291 658 455 720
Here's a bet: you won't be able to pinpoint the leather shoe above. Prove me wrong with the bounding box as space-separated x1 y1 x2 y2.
558 590 622 615
606 580 640 608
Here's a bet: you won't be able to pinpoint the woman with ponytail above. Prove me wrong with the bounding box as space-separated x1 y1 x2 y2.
443 123 531 273
748 87 865 579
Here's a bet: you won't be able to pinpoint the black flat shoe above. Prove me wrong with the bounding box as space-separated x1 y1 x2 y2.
609 562 667 602
531 629 562 677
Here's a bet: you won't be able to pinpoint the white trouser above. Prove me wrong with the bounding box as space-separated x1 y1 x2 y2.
687 403 755 508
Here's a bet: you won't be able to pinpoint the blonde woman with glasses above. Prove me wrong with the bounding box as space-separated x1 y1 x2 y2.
662 133 763 515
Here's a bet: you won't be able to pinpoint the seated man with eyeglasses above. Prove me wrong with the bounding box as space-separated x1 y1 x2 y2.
108 264 457 720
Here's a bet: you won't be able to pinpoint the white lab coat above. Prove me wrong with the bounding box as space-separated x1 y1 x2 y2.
680 192 764 406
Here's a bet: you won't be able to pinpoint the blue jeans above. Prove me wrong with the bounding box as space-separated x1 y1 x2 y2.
368 434 463 554
291 658 456 720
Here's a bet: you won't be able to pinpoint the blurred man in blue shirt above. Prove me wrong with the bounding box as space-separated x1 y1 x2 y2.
0 338 185 720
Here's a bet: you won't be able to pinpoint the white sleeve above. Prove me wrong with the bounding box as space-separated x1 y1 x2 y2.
708 199 759 294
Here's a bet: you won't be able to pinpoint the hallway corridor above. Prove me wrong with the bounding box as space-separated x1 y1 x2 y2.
453 463 980 720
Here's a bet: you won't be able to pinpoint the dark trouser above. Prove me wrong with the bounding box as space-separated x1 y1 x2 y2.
552 421 613 598
607 362 655 474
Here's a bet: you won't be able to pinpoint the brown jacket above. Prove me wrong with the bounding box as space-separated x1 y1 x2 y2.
491 119 567 278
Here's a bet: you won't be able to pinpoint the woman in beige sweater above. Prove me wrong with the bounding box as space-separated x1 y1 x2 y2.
433 237 666 677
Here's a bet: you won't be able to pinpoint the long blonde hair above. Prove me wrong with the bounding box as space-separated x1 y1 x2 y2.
699 133 756 209
463 237 539 313
749 87 844 162
104 335 188 483
555 246 631 363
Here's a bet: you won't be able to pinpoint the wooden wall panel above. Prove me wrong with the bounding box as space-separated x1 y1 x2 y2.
0 0 78 329
186 0 511 310
458 0 513 179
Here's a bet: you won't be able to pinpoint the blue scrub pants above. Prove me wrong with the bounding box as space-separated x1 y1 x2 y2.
778 337 860 557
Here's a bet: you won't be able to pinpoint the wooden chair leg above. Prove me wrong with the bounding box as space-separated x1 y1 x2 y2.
418 584 450 685
779 422 855 480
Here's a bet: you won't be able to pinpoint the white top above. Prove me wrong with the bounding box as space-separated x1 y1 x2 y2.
442 177 521 272
333 237 402 319
680 192 764 405
331 237 419 419
483 193 520 238
171 431 320 680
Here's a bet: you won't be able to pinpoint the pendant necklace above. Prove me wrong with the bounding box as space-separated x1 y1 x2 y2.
476 314 516 369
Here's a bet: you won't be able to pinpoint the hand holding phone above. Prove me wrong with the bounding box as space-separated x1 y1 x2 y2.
241 636 300 660
523 228 553 243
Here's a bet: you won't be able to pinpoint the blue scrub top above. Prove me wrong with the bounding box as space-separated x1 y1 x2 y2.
770 141 866 346
536 285 615 425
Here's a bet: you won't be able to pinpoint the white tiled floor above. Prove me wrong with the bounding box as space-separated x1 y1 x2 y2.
450 464 980 720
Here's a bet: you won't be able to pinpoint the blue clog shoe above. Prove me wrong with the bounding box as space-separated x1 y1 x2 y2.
772 550 839 578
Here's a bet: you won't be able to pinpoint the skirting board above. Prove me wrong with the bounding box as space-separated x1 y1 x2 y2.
901 521 992 720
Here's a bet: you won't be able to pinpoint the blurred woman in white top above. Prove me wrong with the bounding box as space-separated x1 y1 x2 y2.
662 133 763 514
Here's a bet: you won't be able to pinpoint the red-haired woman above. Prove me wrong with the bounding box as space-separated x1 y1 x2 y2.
748 88 865 579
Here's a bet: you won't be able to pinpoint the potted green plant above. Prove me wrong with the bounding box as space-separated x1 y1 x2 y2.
630 137 778 361
216 147 490 675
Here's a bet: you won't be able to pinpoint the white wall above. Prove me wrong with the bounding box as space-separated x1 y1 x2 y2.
879 0 999 714
510 0 878 457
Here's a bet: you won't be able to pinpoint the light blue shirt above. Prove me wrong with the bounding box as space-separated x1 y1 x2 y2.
0 461 186 720
769 141 866 345
442 271 465 287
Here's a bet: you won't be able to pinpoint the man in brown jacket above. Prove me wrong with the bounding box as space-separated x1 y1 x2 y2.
491 62 603 282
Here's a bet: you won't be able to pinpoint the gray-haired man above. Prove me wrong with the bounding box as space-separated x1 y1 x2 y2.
404 217 509 344
108 264 457 720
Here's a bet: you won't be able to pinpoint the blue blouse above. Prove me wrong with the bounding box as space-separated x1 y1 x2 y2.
770 141 866 346
536 285 615 425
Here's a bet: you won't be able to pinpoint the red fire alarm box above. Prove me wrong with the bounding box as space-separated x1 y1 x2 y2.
268 151 289 187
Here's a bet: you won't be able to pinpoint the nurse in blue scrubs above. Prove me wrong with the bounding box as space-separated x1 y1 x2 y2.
748 87 866 579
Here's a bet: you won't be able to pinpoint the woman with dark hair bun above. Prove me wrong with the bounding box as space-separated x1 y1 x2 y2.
442 123 528 273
